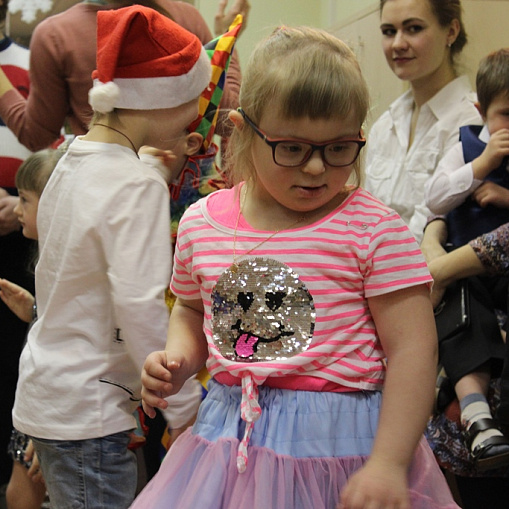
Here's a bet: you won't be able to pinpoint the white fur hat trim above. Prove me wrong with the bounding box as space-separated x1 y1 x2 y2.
88 81 121 114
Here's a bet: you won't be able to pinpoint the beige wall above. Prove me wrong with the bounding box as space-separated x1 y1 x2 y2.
196 0 325 67
195 1 380 68
325 0 376 24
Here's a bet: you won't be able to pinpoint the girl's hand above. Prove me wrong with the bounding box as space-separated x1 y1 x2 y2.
140 350 187 418
25 440 45 485
337 460 410 509
0 278 35 322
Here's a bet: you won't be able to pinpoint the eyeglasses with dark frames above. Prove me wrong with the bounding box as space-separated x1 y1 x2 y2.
238 108 366 168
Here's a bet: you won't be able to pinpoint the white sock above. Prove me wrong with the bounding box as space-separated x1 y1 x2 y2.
461 399 503 451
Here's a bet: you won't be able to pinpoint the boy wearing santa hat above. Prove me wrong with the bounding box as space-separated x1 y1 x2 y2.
11 6 211 508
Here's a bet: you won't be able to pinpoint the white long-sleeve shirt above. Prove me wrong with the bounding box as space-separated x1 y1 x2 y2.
13 138 172 440
364 75 481 242
425 125 493 215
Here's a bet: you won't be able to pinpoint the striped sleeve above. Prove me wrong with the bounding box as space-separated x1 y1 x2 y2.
170 202 204 300
363 206 432 297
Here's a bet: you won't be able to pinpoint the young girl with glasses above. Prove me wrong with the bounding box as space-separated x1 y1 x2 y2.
131 26 459 509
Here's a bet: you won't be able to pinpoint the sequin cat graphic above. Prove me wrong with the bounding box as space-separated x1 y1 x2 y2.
211 258 315 362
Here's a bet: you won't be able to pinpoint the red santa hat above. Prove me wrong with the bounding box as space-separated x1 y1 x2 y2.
89 5 212 113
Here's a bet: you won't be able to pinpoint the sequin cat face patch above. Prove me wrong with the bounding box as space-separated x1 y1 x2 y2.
211 258 315 362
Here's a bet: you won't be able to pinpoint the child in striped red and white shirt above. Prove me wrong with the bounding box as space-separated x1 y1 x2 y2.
133 25 458 509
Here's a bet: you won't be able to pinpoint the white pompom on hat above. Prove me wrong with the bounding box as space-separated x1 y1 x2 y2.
89 5 212 113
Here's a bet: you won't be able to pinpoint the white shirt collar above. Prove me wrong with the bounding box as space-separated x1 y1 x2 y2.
389 75 476 122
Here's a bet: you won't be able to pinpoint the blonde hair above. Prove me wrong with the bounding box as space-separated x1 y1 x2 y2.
15 148 64 196
225 26 369 186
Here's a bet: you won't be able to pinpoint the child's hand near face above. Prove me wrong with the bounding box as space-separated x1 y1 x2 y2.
0 278 35 322
473 128 509 179
138 146 177 184
138 146 177 165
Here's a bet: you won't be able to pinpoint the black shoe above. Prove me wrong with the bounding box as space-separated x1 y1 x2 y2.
463 418 509 472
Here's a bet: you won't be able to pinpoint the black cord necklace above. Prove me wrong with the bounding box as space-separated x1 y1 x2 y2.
94 123 139 157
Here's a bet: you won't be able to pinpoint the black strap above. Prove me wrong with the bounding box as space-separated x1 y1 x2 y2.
463 418 499 448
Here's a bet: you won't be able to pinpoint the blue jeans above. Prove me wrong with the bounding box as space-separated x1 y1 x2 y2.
32 431 136 509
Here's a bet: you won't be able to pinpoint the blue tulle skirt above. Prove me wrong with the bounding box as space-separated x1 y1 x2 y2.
131 380 458 508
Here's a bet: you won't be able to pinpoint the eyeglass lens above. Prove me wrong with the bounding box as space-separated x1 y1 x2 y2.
275 141 360 167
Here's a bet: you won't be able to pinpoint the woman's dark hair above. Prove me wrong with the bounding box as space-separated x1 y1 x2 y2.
380 0 467 56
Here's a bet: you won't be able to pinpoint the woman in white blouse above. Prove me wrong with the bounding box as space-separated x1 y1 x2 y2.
364 0 481 243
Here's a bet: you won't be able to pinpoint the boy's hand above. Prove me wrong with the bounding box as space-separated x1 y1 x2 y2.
139 146 178 184
25 440 45 485
474 128 509 179
139 146 176 165
141 350 187 418
473 180 509 209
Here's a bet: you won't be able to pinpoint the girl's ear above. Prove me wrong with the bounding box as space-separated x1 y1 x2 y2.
228 109 244 129
185 132 204 156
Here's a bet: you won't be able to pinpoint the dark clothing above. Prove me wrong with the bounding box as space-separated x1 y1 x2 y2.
447 125 509 248
439 126 509 386
0 229 34 484
439 275 507 386
455 474 509 509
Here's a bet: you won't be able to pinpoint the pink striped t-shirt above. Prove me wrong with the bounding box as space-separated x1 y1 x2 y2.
171 185 432 393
